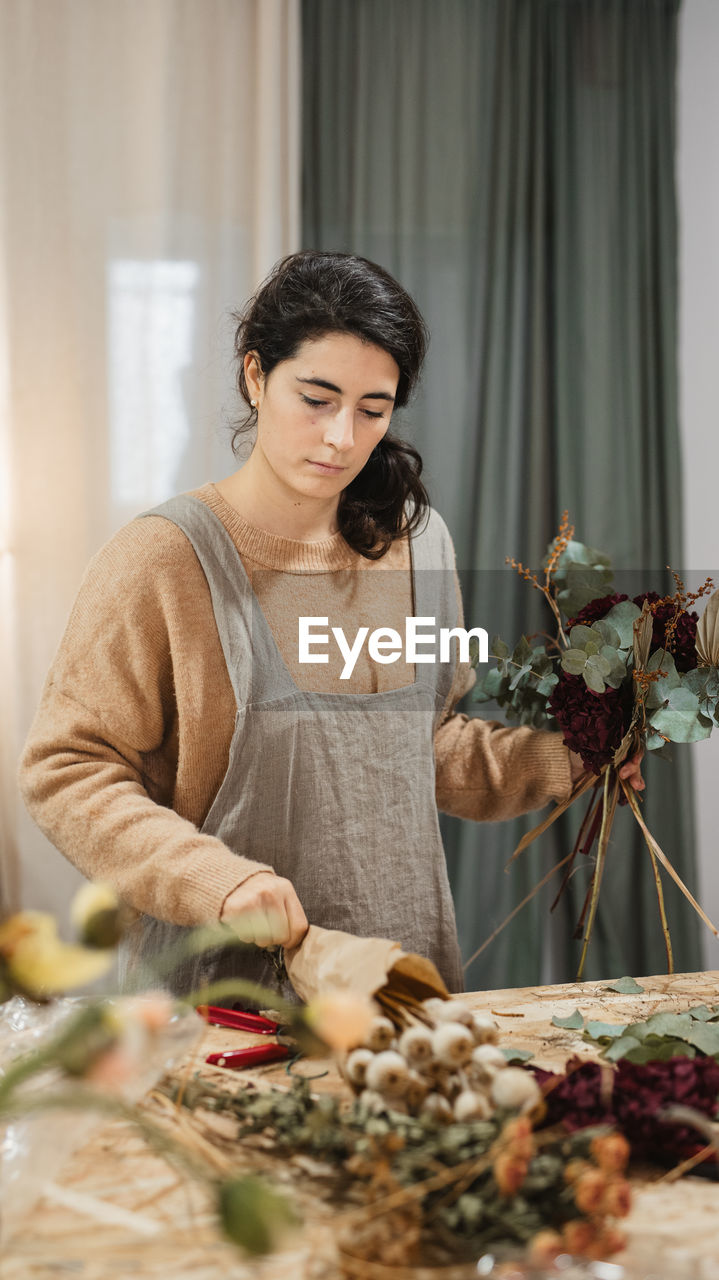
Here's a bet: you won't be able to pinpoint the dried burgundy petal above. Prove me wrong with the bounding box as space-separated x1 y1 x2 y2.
534 1057 719 1166
633 591 698 673
548 675 630 774
567 594 629 630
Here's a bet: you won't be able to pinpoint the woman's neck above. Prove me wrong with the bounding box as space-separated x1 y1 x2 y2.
215 461 342 544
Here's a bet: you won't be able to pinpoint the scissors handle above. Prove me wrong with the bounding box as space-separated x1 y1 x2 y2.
206 1043 291 1069
196 1005 281 1034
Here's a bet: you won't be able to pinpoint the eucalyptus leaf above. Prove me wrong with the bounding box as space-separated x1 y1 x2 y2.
551 1009 584 1030
584 654 611 694
645 651 681 708
569 625 602 651
619 1037 696 1064
561 649 589 676
491 636 510 660
583 1021 629 1041
603 976 645 994
686 1004 719 1022
603 1034 642 1062
512 637 533 666
536 673 559 696
475 666 505 700
635 1011 694 1039
592 618 622 650
601 600 642 650
501 1047 534 1064
681 1021 719 1056
649 687 713 743
555 550 615 618
681 668 711 697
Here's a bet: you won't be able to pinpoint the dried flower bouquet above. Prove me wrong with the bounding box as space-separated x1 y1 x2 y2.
470 513 719 978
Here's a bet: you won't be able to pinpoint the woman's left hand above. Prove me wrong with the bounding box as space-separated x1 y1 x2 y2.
617 749 645 791
569 748 645 790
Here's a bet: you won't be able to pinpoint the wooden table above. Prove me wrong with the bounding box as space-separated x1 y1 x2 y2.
3 971 719 1279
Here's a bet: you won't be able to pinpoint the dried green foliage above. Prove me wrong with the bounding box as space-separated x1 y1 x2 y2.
163 1075 630 1266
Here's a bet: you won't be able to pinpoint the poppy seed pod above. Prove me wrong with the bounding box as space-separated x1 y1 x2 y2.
422 997 449 1020
490 1066 542 1113
365 1049 410 1097
453 1089 493 1123
434 1000 474 1028
405 1070 429 1112
468 1042 507 1085
363 1016 396 1053
470 1014 499 1045
344 1047 374 1087
359 1088 389 1115
398 1024 433 1066
432 1022 475 1068
421 1091 453 1123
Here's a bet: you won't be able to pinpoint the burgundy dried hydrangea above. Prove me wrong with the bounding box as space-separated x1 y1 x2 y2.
548 675 629 774
633 591 699 673
534 1057 719 1165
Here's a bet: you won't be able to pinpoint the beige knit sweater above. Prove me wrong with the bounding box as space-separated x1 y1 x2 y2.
18 484 572 926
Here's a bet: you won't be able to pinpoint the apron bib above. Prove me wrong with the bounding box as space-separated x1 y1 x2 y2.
123 495 464 998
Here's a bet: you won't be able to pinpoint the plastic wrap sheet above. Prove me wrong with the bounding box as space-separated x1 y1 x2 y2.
0 995 202 1241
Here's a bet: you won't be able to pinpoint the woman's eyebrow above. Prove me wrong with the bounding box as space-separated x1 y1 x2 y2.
296 376 395 403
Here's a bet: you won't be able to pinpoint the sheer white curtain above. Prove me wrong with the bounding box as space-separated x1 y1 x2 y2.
0 0 300 919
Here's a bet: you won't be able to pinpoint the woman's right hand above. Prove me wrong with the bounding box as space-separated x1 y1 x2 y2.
220 872 309 949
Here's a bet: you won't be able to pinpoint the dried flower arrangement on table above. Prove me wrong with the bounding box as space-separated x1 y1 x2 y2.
4 889 719 1275
470 512 719 978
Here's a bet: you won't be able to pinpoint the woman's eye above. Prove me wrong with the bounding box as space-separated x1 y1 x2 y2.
301 394 328 408
362 408 385 420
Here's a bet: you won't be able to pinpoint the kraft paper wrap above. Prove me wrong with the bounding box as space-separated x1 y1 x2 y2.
285 924 449 1007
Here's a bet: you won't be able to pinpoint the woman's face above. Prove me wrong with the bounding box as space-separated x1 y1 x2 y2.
245 332 399 505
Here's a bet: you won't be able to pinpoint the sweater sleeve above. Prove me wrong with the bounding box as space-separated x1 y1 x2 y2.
433 542 573 822
17 519 274 925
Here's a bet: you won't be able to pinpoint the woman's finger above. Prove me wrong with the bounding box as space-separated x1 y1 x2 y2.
283 889 309 950
253 905 288 948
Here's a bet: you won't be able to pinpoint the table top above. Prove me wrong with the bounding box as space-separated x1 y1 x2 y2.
3 970 719 1280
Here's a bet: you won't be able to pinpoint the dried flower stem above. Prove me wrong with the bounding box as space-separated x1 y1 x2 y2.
577 769 619 981
620 778 719 940
462 846 579 971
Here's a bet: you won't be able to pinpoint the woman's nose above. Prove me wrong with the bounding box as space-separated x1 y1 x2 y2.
323 408 354 451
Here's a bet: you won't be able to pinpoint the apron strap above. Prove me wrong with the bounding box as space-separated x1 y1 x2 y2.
139 495 297 706
409 508 460 710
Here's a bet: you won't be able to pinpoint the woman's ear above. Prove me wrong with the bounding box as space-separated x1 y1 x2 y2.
244 351 264 404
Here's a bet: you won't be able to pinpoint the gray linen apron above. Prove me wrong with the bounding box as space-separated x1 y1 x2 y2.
122 495 464 999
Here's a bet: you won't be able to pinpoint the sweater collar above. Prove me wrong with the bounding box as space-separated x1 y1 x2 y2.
194 483 359 572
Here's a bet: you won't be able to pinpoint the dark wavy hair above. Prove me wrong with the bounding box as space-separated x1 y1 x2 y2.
231 250 431 559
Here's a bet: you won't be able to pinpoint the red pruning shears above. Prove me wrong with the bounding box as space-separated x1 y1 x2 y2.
198 1004 293 1070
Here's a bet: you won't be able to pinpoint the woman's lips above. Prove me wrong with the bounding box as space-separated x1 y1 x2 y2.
308 460 345 473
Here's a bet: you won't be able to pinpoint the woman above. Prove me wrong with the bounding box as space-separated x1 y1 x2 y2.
18 250 642 997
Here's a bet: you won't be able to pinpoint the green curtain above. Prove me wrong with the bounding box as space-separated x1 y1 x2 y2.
302 0 702 987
